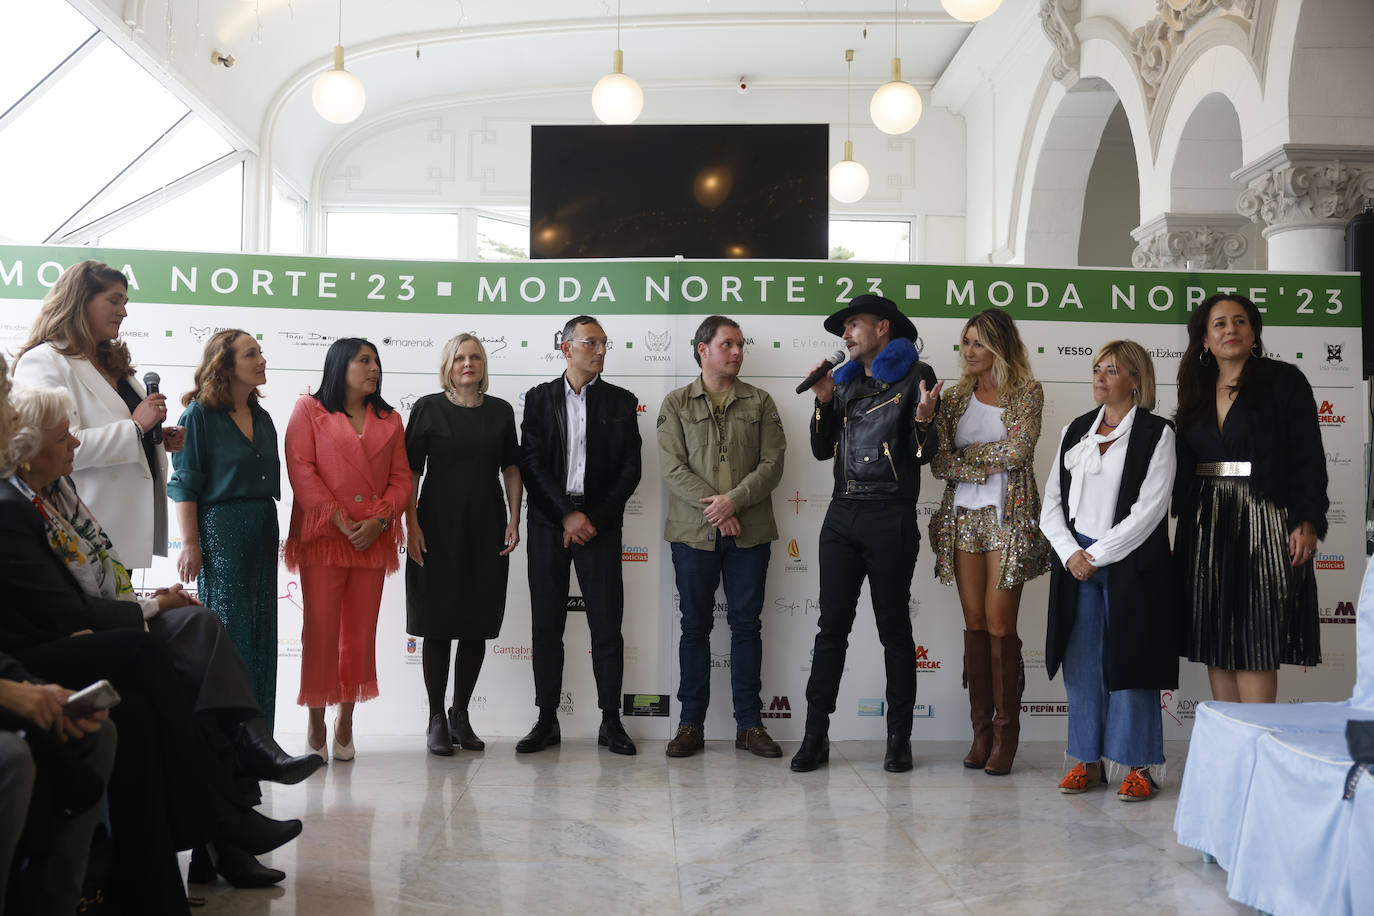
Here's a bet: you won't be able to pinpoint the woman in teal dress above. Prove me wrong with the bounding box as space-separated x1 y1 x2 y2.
170 329 281 726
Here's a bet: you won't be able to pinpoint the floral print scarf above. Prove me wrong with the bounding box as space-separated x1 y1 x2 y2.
8 475 136 601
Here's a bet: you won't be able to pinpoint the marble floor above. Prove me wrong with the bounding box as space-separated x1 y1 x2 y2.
184 736 1247 915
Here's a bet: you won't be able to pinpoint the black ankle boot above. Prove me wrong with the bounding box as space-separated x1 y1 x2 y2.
790 733 830 772
236 718 326 784
448 707 485 751
426 713 454 756
215 802 303 856
187 844 216 884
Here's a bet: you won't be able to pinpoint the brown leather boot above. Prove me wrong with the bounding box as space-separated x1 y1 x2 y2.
985 634 1024 776
962 629 994 769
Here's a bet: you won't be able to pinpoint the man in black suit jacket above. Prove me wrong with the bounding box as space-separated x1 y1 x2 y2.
517 315 643 755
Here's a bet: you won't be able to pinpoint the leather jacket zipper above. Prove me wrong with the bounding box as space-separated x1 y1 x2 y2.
865 392 902 414
883 441 899 480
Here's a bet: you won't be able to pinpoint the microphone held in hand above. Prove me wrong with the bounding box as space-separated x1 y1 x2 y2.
796 350 847 394
142 371 163 445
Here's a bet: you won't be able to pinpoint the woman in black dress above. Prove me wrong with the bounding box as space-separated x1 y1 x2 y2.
1174 293 1326 704
405 333 522 755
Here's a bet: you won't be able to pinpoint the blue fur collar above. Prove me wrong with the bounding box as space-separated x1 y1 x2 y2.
832 337 918 385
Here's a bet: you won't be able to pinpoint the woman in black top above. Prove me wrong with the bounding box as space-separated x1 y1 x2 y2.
1174 293 1327 704
405 333 522 755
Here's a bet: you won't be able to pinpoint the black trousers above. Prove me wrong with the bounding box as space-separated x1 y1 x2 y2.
804 498 919 736
526 519 625 712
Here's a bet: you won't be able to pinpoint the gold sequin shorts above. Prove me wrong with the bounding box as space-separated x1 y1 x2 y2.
953 505 1013 554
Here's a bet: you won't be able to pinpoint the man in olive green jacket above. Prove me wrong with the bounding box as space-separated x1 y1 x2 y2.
656 315 786 759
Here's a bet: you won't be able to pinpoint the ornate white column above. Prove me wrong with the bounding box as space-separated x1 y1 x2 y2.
1130 212 1254 270
1235 145 1374 271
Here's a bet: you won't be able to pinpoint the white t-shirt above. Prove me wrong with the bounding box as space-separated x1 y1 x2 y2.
952 395 1008 518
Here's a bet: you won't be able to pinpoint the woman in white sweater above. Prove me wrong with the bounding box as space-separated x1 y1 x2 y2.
1040 340 1177 803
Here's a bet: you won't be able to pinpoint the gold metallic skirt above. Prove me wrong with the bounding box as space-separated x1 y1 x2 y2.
953 505 1014 555
1185 477 1320 670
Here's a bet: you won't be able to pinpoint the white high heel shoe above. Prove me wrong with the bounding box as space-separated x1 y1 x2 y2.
308 724 329 763
331 719 356 762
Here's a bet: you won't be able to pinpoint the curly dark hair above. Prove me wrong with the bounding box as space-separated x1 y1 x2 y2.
182 329 263 409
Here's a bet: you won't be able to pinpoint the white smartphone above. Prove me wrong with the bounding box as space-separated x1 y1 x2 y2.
62 679 122 718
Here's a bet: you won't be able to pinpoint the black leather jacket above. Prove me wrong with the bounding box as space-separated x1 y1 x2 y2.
519 374 643 531
810 339 938 501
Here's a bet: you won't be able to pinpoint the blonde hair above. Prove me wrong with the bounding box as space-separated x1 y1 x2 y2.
439 333 489 394
1093 340 1156 411
954 308 1035 399
18 260 134 379
1 384 77 478
0 353 12 452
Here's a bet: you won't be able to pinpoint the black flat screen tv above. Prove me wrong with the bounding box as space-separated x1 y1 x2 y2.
529 124 828 260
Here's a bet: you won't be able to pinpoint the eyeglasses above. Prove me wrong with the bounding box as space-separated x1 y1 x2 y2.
568 337 612 352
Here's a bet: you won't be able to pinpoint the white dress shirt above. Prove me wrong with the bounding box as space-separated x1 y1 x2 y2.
1039 405 1176 568
563 373 595 495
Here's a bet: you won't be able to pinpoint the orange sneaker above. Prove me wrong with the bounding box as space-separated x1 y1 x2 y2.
1117 767 1158 802
1058 761 1106 794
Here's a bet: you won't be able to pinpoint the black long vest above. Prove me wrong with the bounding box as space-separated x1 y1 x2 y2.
1044 408 1180 691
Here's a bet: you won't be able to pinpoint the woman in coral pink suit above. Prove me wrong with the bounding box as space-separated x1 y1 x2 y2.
285 338 412 762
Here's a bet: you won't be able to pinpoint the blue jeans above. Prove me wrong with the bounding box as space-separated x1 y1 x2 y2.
1063 533 1165 767
671 537 772 729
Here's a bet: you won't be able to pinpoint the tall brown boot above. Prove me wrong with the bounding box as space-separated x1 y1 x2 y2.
962 630 994 769
985 634 1024 776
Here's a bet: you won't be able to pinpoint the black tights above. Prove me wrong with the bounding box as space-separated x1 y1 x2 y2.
422 638 486 718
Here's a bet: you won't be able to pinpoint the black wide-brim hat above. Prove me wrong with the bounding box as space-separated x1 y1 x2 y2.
823 294 918 341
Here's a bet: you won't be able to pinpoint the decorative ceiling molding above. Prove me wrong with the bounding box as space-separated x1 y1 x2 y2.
1039 0 1082 84
1128 0 1262 113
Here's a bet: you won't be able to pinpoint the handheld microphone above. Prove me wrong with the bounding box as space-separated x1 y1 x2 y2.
142 371 163 445
796 351 847 394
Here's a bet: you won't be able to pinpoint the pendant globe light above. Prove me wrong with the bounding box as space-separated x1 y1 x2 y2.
829 50 869 204
312 0 366 124
869 0 923 135
591 0 643 124
940 0 1004 23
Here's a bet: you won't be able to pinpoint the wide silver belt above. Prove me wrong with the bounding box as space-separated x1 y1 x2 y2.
1195 461 1252 477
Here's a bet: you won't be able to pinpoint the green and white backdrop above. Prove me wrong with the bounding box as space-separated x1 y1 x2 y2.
0 244 1364 742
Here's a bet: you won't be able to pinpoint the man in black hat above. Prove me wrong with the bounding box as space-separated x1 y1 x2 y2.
791 294 942 773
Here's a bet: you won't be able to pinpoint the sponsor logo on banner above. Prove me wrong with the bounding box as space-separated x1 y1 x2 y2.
636 403 648 415
621 543 649 562
397 393 420 412
190 325 212 341
280 330 340 348
1161 691 1198 724
1022 700 1069 716
1319 600 1356 625
916 500 939 521
1328 501 1347 526
786 491 808 515
792 337 832 350
1326 450 1353 470
1147 347 1184 360
1056 345 1093 357
1317 400 1346 426
1022 647 1047 672
404 636 423 665
763 695 793 719
644 330 672 362
480 335 509 355
566 596 586 612
406 637 418 654
710 652 731 669
915 645 941 672
558 691 574 716
622 694 670 717
381 336 434 348
912 704 935 719
1319 342 1346 370
277 636 302 659
1315 552 1345 570
623 494 645 517
774 597 820 617
468 695 489 712
857 699 885 717
784 538 807 572
493 643 533 662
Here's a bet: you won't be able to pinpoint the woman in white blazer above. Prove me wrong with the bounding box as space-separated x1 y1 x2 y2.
12 260 184 568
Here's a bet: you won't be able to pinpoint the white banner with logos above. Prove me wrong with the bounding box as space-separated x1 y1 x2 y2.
0 246 1362 744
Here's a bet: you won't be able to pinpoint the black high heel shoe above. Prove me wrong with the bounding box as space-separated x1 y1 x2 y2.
207 842 286 888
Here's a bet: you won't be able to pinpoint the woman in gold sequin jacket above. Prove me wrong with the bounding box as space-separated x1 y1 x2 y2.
930 308 1050 776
